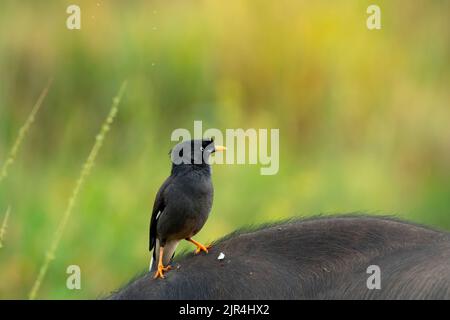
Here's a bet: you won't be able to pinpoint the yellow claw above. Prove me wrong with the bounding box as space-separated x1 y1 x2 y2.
153 265 165 279
153 247 172 279
187 238 212 254
195 243 211 254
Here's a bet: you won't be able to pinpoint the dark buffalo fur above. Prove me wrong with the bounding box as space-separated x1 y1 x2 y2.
108 215 450 299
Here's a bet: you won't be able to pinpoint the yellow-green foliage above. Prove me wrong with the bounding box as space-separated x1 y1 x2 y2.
0 80 51 184
0 206 11 249
0 1 449 299
28 82 127 300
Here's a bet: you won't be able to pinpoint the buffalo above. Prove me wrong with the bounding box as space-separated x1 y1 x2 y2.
108 215 450 299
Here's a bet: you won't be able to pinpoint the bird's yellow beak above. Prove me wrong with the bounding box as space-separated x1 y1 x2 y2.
214 145 227 152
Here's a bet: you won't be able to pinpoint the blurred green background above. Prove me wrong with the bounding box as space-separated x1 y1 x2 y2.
0 0 449 299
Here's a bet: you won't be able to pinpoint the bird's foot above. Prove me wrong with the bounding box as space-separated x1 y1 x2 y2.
194 243 212 254
153 267 164 279
153 264 171 279
186 238 212 254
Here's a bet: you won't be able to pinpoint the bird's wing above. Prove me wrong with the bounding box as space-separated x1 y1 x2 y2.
149 176 172 252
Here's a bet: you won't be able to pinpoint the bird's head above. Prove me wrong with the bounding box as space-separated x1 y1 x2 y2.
170 138 226 167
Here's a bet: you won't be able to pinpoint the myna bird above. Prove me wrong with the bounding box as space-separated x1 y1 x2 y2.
149 138 226 279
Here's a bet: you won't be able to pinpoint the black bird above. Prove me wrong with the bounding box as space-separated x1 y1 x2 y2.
149 138 226 279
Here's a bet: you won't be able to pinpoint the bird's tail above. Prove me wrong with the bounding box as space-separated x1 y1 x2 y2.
149 248 156 272
149 240 159 272
148 251 156 272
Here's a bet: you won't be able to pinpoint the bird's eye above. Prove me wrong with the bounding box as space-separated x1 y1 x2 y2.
200 147 205 152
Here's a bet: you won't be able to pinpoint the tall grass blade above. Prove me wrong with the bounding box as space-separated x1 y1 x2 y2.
0 79 52 183
28 81 127 300
0 206 11 249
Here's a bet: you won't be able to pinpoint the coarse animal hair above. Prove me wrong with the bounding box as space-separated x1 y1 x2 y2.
108 214 450 300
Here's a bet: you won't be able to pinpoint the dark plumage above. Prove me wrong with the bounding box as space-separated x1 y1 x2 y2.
111 215 450 299
148 138 226 279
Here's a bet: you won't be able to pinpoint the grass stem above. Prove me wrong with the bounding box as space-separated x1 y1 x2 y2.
0 79 52 184
28 81 127 300
0 206 11 249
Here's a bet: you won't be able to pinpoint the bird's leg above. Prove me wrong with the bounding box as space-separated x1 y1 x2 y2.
153 247 171 279
186 238 211 254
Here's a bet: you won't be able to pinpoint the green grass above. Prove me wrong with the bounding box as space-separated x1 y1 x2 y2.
0 79 51 184
0 1 449 299
0 206 11 249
